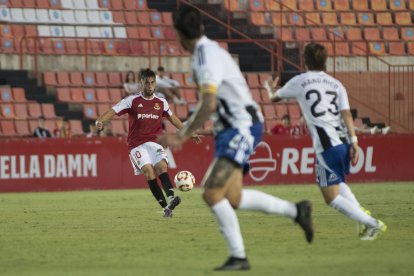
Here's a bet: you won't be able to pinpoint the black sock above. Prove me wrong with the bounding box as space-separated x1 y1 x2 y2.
147 179 167 208
158 172 175 198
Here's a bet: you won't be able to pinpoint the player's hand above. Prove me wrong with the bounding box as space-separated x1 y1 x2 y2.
263 75 279 100
350 142 359 165
158 133 186 150
191 133 203 144
95 120 104 131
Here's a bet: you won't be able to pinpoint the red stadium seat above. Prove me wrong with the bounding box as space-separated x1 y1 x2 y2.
265 119 279 132
305 12 321 25
383 27 400 41
407 42 414 54
390 0 406 10
57 72 71 86
295 28 311 41
272 13 288 26
265 0 280 10
112 11 125 23
14 103 28 119
250 12 267 26
316 0 332 10
298 0 314 10
83 104 98 119
41 103 57 118
162 12 173 25
388 42 406 55
108 72 123 87
311 28 327 40
334 0 350 10
249 0 265 12
369 42 386 55
0 103 14 118
96 88 111 103
57 88 71 102
0 86 13 102
95 72 109 87
183 89 198 103
351 42 368 56
15 120 30 136
401 27 414 41
83 72 96 86
224 0 246 11
125 11 138 25
111 120 126 136
322 13 338 25
334 42 350 56
27 102 42 118
0 120 16 136
12 88 27 102
137 12 150 25
109 88 123 102
358 13 375 26
245 73 260 88
364 27 381 41
395 12 412 25
340 12 357 25
69 72 83 86
346 28 363 40
288 104 301 119
287 13 304 26
43 72 57 86
69 120 84 136
328 28 345 40
261 104 276 118
371 0 387 11
71 88 84 102
97 103 111 116
184 73 196 88
175 105 189 120
376 13 393 26
352 0 368 10
111 0 125 9
83 89 96 102
282 0 297 10
251 89 263 103
150 11 163 25
274 104 288 118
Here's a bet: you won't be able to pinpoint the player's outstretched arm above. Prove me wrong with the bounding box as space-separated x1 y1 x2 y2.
263 75 282 102
95 109 116 131
167 114 202 144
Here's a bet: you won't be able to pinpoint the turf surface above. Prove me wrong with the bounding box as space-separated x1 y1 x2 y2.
1 182 413 275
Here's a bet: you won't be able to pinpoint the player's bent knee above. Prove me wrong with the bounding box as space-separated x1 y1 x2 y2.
203 189 225 206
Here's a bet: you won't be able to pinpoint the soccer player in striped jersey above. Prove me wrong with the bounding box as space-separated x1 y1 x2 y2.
96 69 201 218
264 42 387 241
159 5 314 271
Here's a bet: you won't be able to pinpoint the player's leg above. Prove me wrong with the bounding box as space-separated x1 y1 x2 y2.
317 146 386 239
150 142 181 216
130 146 168 210
202 157 250 271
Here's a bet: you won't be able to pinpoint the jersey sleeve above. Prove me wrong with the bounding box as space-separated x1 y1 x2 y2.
162 98 173 117
195 46 223 94
276 76 299 99
112 96 132 116
337 83 350 111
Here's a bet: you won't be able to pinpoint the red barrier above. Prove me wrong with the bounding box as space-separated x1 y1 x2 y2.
0 135 413 192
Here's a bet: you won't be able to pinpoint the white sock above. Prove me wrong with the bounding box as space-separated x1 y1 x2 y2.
339 182 360 207
211 199 246 258
330 195 377 227
238 189 297 219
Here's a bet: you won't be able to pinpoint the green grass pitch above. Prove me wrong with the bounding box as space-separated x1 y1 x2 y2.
1 182 414 275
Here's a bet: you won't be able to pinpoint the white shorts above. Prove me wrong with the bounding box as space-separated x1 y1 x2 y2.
129 142 168 175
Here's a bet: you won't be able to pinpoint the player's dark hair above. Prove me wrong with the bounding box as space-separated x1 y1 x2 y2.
157 66 165 72
173 5 203 39
140 69 156 81
304 43 327 71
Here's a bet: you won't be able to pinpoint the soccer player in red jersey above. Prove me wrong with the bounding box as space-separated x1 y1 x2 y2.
96 69 201 218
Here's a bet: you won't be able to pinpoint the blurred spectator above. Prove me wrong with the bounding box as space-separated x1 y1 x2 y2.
269 114 291 135
33 116 51 138
156 66 186 105
99 121 114 137
86 123 98 138
290 115 308 137
53 118 71 138
123 70 141 96
355 124 391 135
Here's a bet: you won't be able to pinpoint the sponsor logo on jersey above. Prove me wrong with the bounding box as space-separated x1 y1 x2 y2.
137 113 160 120
154 103 160 110
138 103 143 108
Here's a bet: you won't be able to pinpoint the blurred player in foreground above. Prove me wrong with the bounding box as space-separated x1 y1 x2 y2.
96 69 201 218
159 5 314 271
264 42 387 241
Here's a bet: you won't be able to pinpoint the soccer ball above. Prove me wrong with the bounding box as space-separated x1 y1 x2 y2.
174 170 195 192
